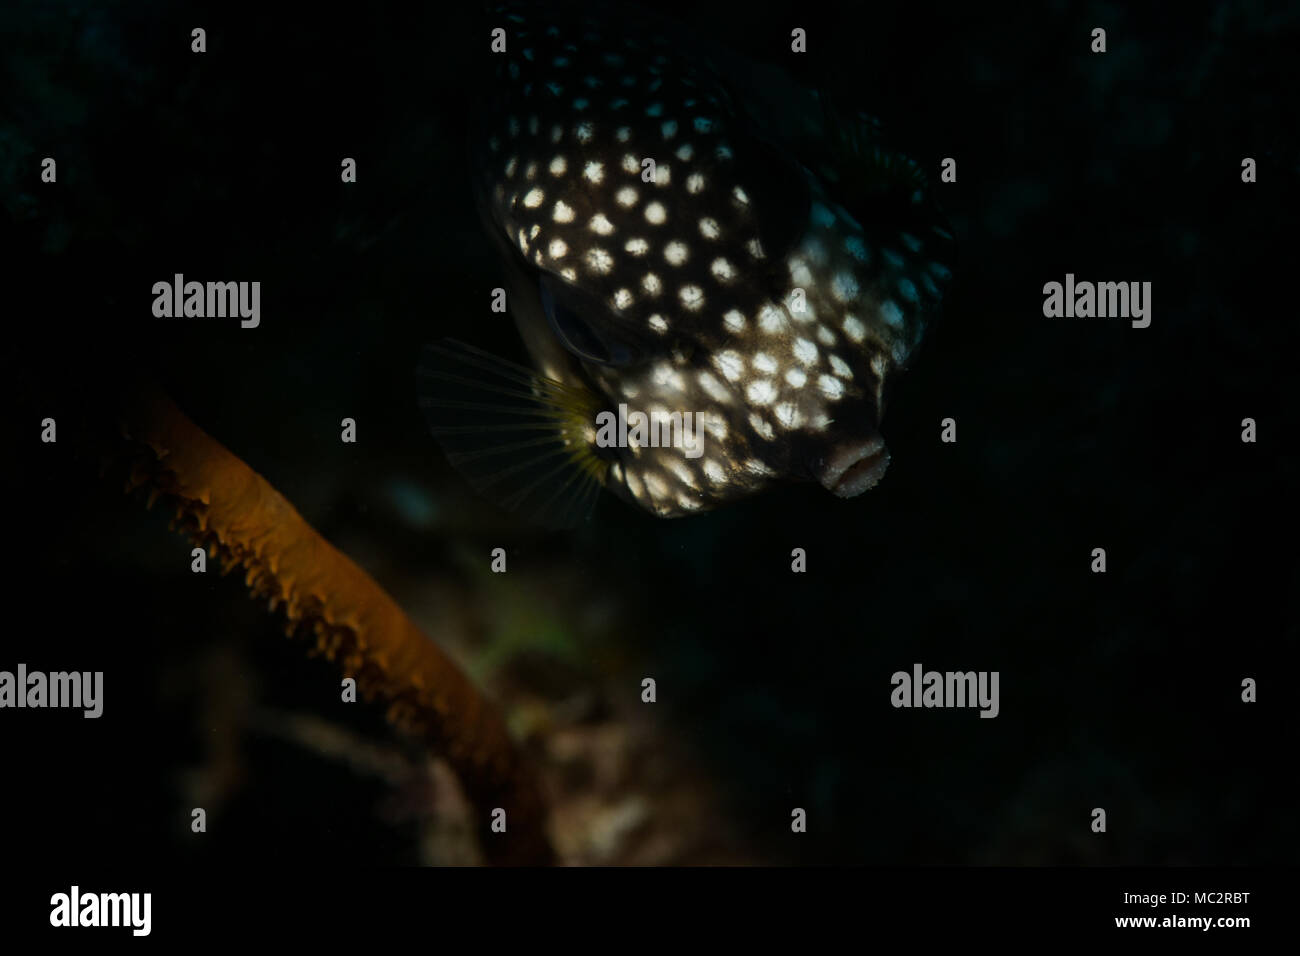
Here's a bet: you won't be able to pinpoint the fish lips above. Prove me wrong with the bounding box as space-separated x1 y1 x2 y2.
816 436 891 498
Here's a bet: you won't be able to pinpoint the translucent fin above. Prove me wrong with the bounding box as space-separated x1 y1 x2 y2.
416 339 609 529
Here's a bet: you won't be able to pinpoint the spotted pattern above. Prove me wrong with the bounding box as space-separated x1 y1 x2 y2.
479 1 954 517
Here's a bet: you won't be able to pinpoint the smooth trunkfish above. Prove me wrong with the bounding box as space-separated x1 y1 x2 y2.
419 0 955 524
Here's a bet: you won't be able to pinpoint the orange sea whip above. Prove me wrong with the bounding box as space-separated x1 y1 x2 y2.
112 389 553 865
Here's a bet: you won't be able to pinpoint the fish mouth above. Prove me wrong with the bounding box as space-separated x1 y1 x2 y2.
817 437 891 498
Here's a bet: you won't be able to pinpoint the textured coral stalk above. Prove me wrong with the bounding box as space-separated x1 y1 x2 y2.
114 390 553 865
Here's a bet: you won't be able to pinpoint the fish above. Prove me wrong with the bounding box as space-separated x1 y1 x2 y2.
418 0 955 523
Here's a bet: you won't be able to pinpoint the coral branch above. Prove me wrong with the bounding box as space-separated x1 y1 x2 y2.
113 389 553 865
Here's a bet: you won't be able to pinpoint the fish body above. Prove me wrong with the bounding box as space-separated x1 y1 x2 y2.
420 0 954 521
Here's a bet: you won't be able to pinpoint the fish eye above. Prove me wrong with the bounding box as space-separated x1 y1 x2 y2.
540 279 642 367
549 297 613 363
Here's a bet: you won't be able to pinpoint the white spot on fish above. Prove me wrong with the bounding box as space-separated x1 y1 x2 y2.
697 371 730 403
793 339 819 365
831 271 859 303
774 402 802 428
679 284 705 311
880 300 904 328
625 469 644 499
644 472 669 498
747 380 777 405
802 237 827 266
758 304 787 333
789 259 813 287
818 375 845 400
668 460 698 490
714 351 744 382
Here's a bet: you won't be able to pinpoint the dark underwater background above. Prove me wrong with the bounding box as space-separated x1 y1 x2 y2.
2 0 1295 866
